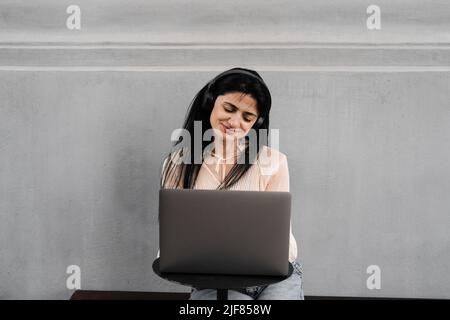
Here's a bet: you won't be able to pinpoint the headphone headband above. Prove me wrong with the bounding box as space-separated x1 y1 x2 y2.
208 69 266 88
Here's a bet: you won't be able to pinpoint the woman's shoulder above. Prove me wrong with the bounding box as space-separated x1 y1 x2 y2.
163 147 185 166
256 145 288 176
259 145 287 158
161 148 185 189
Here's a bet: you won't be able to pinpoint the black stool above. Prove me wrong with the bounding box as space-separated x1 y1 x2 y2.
152 258 293 300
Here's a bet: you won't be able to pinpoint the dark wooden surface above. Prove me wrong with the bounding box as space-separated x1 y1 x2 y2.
69 290 422 300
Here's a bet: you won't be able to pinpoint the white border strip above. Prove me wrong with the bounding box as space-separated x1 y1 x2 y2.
1 66 450 72
1 43 450 50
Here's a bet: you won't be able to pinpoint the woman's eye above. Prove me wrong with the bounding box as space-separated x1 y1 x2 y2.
243 117 252 122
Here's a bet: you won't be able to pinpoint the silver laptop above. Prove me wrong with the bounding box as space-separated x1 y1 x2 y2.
159 189 291 276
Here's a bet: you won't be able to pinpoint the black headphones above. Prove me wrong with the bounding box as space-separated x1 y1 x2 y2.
201 69 271 127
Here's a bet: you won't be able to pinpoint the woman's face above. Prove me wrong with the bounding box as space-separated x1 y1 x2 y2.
209 92 259 140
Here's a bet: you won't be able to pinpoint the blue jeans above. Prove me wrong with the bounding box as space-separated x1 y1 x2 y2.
189 261 304 300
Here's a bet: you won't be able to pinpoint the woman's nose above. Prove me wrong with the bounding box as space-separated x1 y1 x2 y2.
228 114 240 127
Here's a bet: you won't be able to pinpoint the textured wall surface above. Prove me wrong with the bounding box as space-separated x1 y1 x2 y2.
1 0 449 299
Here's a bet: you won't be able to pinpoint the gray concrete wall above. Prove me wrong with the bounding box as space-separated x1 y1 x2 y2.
0 0 449 299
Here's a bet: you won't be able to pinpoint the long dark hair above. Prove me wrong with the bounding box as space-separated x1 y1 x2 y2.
161 67 272 190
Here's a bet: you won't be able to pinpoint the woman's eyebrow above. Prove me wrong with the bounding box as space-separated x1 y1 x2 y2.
223 102 257 117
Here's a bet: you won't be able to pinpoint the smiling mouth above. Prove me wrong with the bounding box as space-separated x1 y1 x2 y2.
219 123 243 137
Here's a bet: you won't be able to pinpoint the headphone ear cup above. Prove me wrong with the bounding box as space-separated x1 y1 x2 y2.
201 81 216 111
255 116 264 127
201 90 213 110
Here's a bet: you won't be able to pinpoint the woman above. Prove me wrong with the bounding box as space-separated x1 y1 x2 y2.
160 67 304 300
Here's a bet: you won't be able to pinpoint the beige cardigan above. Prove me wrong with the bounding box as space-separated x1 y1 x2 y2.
161 145 298 262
